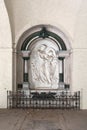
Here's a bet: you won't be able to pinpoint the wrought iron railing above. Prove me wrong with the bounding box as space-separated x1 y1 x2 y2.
7 91 80 110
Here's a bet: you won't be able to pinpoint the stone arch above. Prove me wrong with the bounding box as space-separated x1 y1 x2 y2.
16 25 71 51
13 25 72 91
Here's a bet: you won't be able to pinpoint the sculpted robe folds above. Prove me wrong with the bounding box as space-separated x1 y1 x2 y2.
29 39 59 89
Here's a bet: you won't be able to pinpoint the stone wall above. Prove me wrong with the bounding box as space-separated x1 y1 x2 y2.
0 0 12 108
0 0 87 109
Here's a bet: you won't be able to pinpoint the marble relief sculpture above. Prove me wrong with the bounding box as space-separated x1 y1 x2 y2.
29 39 59 89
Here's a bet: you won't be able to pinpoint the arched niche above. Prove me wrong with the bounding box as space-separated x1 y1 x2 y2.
14 25 71 92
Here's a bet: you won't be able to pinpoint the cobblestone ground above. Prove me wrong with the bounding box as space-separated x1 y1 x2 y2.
0 109 87 130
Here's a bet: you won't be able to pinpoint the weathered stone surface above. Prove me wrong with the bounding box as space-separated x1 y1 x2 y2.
0 109 87 130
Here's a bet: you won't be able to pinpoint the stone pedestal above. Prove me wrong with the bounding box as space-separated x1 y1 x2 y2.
22 82 30 96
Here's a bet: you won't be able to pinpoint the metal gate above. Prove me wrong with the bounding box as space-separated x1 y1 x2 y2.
7 91 80 110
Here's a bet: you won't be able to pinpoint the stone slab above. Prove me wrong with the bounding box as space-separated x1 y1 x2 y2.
0 109 87 130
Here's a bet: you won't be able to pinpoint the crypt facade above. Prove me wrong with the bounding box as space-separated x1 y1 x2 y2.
0 0 87 109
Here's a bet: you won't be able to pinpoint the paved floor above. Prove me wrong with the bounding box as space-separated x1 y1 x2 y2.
0 109 87 130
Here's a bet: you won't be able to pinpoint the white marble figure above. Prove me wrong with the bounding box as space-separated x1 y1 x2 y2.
29 40 59 89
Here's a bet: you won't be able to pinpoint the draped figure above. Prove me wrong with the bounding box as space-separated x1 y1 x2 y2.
29 41 59 89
